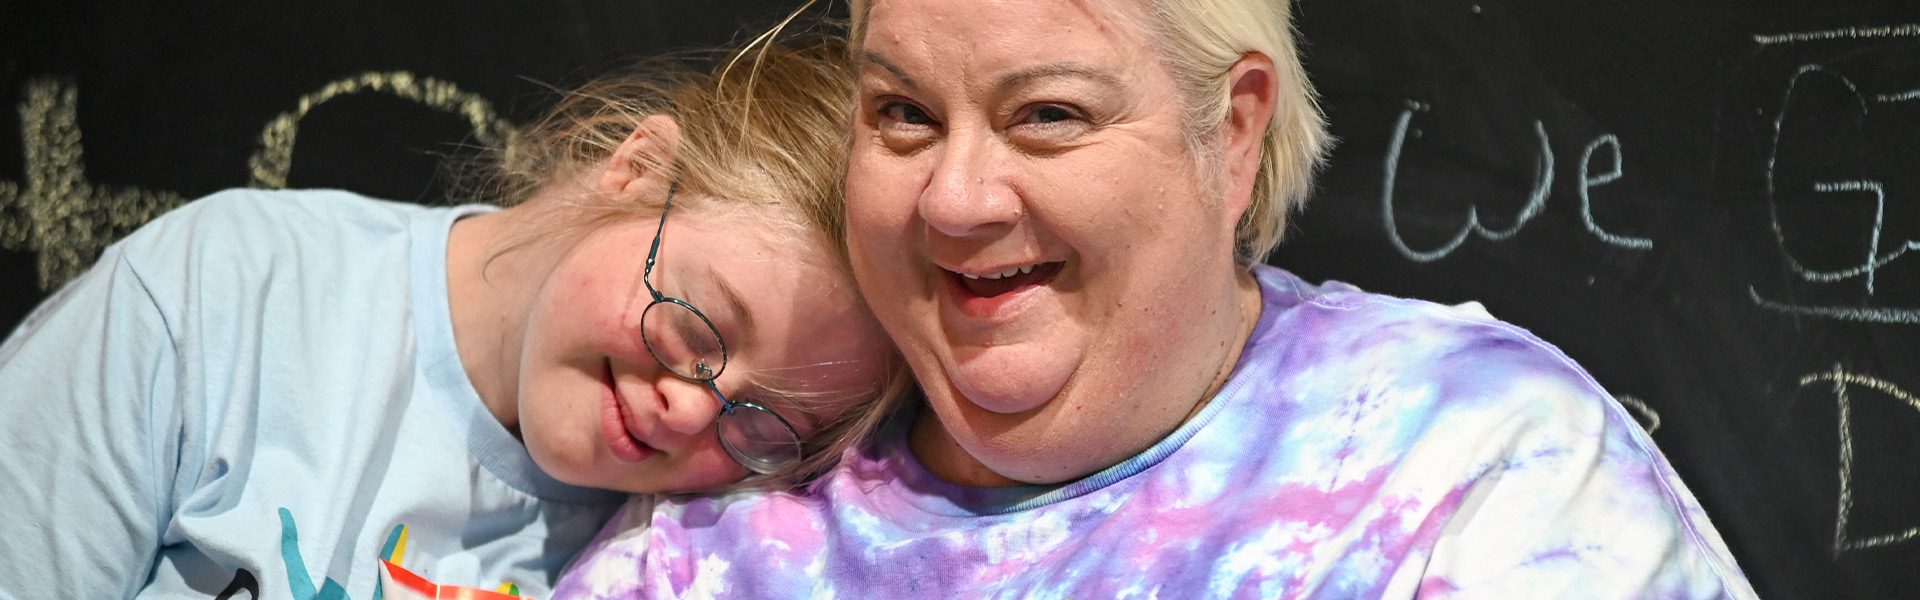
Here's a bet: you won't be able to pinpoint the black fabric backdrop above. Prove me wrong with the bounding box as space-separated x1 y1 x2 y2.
5 1 1918 597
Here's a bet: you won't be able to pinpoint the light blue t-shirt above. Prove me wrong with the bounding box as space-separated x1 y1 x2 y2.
555 265 1757 599
0 189 623 599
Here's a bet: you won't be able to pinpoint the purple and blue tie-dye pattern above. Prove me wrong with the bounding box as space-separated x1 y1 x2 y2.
555 265 1757 599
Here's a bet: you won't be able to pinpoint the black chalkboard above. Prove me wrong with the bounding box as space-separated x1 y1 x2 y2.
3 1 1916 597
1286 1 1920 598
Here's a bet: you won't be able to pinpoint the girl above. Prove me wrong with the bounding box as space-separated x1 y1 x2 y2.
0 33 907 598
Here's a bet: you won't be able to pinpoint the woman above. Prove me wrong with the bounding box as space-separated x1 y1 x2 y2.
556 1 1758 597
0 34 908 597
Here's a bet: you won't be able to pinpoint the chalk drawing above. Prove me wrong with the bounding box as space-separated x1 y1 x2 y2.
1754 24 1920 46
1380 102 1554 262
1799 364 1920 555
1613 394 1661 434
0 73 514 292
1577 134 1654 250
248 71 511 189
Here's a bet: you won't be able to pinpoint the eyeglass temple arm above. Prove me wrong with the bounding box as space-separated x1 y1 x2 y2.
641 182 680 302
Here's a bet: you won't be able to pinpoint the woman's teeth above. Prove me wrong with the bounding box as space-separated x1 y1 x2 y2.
962 264 1038 280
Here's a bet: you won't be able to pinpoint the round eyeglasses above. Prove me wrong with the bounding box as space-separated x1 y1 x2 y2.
638 183 804 475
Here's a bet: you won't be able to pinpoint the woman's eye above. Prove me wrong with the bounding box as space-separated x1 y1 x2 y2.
1025 105 1077 124
1009 103 1091 147
879 101 934 126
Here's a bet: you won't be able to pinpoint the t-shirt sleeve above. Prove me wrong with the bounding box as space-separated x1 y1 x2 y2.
1415 341 1755 599
0 244 181 597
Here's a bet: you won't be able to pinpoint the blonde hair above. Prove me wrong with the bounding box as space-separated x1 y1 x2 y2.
467 21 915 488
847 0 1331 265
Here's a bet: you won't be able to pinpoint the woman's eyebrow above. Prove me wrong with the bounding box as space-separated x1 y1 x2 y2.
862 52 1122 99
995 62 1124 93
859 52 921 91
708 266 757 345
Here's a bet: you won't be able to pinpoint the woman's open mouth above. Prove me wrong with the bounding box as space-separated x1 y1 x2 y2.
952 262 1062 296
945 261 1064 319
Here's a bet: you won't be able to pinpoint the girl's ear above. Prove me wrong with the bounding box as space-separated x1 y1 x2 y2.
596 114 684 196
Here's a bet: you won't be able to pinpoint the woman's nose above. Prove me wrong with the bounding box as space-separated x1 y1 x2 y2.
919 133 1021 238
654 376 726 436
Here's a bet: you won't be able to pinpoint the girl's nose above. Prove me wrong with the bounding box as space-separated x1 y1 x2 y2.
654 376 726 436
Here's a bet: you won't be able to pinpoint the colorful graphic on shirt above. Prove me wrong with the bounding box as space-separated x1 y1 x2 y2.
274 508 524 600
378 560 531 600
214 569 260 600
279 508 349 600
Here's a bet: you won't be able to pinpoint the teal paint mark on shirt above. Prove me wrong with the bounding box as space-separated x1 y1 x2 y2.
279 507 351 600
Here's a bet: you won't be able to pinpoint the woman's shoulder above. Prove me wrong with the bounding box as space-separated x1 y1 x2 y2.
1250 265 1613 418
1244 268 1648 476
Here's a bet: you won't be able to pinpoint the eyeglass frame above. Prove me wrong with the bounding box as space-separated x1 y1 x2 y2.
638 182 804 475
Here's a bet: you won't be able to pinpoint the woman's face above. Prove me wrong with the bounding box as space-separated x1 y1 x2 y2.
846 0 1251 484
517 203 890 493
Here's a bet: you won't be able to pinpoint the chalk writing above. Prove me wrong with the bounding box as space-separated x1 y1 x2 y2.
1578 134 1653 250
0 73 511 291
0 79 185 289
1754 24 1920 46
1748 288 1920 324
1752 62 1920 323
1613 394 1662 434
248 71 511 189
1874 89 1920 103
1380 101 1650 262
1381 102 1550 262
1799 365 1920 556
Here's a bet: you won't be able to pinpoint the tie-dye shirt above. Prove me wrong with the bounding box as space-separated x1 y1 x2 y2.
555 265 1756 599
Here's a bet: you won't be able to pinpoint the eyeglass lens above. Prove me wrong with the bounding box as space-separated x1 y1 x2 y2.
720 403 805 474
641 298 804 474
641 300 725 381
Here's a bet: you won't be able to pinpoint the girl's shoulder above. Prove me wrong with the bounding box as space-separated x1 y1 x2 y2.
126 188 422 252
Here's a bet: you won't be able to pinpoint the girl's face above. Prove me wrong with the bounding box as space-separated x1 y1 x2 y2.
515 202 891 493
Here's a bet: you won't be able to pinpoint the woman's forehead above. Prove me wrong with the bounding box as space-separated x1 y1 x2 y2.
860 0 1156 80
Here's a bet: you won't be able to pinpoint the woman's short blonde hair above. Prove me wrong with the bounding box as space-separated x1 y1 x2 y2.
848 0 1331 265
467 25 915 488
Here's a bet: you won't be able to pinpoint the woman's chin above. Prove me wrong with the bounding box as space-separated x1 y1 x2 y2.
945 356 1069 416
944 365 1067 417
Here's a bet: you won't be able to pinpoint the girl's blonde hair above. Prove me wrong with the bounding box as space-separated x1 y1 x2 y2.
847 0 1331 265
468 20 915 488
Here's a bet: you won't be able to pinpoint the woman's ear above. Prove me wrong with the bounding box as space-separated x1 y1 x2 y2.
596 114 684 196
1221 52 1277 220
